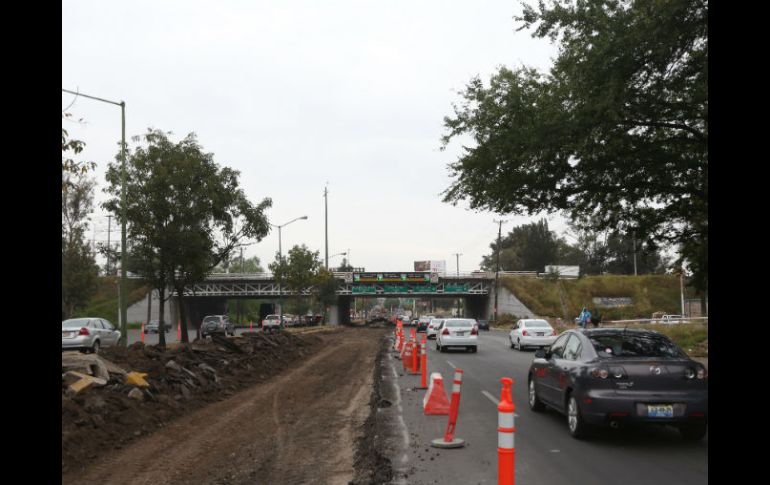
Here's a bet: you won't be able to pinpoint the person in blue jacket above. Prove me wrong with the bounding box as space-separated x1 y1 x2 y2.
577 306 592 329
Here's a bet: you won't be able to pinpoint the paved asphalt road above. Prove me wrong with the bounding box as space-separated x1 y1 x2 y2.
390 329 708 485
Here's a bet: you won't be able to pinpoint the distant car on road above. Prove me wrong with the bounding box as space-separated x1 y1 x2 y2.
528 328 708 440
509 319 558 350
417 315 433 333
62 318 121 354
144 319 171 334
426 318 444 339
435 318 478 353
262 314 282 331
201 315 235 338
476 319 490 331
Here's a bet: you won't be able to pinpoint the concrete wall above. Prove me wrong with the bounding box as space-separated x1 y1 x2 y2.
487 284 536 319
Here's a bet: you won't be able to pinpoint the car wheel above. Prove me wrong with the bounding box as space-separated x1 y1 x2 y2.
678 421 708 441
91 340 100 354
471 346 477 353
528 378 545 412
516 338 522 351
567 394 591 439
510 337 515 349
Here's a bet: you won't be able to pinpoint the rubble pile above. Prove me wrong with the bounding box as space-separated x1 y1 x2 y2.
62 331 322 474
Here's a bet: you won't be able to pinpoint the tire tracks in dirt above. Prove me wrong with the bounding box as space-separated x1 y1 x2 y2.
62 327 387 485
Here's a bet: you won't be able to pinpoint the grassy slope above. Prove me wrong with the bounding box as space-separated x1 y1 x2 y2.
501 274 681 320
497 275 707 357
72 277 149 325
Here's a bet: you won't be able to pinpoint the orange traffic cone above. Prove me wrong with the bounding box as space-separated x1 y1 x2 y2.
141 322 145 344
423 372 451 415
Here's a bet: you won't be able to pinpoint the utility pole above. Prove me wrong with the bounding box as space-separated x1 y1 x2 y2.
680 267 686 317
106 215 112 274
493 219 507 322
324 185 329 269
633 231 638 276
453 253 463 317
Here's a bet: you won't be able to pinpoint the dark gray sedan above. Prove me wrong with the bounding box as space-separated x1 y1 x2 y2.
528 328 708 440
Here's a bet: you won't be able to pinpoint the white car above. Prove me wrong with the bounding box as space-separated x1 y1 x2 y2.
509 319 558 350
262 314 281 331
62 318 121 353
426 318 444 339
435 318 478 353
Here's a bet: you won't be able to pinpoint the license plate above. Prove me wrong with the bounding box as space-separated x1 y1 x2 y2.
456 332 465 336
536 332 544 336
647 405 674 418
62 332 75 338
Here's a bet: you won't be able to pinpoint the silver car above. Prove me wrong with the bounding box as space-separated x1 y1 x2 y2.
435 318 478 353
62 318 121 353
426 318 444 339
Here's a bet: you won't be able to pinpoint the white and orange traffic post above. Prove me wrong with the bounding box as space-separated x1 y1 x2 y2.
431 368 465 448
417 336 428 389
141 322 145 344
177 320 181 341
498 377 515 485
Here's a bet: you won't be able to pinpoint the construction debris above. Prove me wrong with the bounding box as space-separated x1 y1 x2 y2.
125 371 150 387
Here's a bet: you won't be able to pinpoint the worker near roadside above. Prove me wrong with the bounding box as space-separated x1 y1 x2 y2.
577 306 592 329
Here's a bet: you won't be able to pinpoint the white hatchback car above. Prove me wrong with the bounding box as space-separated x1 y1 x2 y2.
426 318 444 339
509 319 558 350
436 318 478 353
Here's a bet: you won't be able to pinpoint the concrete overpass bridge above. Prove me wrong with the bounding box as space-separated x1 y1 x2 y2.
163 271 536 327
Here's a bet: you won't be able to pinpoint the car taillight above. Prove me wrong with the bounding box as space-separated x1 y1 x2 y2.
552 329 558 336
522 330 528 336
442 328 449 335
79 327 90 336
471 327 478 335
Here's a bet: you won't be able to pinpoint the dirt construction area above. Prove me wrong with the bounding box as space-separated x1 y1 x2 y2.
62 326 391 485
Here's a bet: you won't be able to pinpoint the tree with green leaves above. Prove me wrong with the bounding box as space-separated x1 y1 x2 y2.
269 245 341 322
442 0 707 296
104 129 272 345
62 114 95 188
62 173 99 318
480 219 560 272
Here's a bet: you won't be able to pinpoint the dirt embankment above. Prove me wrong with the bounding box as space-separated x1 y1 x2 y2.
62 327 390 485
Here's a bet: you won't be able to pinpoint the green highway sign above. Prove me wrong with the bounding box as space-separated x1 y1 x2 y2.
352 286 376 294
412 285 437 293
445 284 469 292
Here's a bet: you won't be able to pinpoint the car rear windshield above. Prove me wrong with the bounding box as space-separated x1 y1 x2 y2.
589 333 686 358
62 319 90 328
524 320 550 328
266 315 279 320
445 319 475 328
202 317 220 324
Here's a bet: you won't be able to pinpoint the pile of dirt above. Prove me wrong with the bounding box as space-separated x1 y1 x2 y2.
351 335 394 485
61 330 324 475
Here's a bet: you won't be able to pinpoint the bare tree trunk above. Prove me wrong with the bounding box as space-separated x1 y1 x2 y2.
700 291 707 317
176 286 190 343
145 289 152 328
158 286 166 348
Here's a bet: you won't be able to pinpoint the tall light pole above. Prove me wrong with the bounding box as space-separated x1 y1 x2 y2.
62 88 128 346
271 216 308 329
453 253 462 317
324 185 329 269
493 219 507 322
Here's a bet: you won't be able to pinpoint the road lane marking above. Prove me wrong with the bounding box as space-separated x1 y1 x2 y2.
482 390 519 417
482 390 499 405
446 360 456 368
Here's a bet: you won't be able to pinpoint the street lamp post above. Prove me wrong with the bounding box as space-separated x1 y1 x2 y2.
271 216 308 329
62 88 128 346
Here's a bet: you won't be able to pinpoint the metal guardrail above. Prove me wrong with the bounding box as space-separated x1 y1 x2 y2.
603 317 708 325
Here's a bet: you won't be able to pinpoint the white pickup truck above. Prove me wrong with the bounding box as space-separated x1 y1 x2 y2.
262 314 282 331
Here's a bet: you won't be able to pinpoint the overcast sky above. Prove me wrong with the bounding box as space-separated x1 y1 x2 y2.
62 0 572 273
